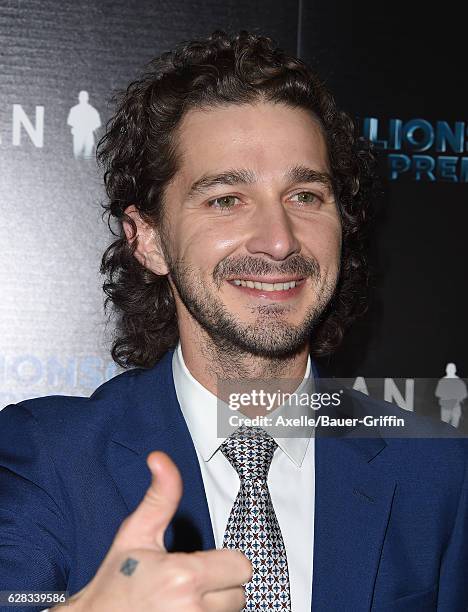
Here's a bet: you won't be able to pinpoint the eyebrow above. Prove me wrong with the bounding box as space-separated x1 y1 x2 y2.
288 165 333 191
187 168 256 199
186 165 334 199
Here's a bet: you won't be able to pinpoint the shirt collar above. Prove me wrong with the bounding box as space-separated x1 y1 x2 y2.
172 341 314 468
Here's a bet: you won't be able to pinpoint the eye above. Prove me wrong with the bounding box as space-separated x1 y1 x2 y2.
207 195 240 210
290 191 322 205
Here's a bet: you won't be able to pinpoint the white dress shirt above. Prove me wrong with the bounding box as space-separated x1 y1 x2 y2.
173 341 315 612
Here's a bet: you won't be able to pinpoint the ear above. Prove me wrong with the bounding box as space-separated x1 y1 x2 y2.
123 205 169 275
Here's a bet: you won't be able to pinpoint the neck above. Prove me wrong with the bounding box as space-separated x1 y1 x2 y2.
178 323 310 397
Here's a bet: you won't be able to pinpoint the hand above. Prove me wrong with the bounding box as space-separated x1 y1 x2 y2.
54 451 251 611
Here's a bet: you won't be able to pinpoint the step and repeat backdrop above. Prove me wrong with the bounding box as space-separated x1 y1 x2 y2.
300 1 467 429
1 1 466 429
0 0 299 406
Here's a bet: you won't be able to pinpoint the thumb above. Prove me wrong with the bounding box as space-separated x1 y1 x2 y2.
115 451 183 551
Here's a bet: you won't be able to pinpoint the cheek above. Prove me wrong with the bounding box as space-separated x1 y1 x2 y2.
300 219 342 268
176 223 238 269
325 230 342 266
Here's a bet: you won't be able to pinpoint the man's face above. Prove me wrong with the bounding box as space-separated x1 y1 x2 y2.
158 101 342 357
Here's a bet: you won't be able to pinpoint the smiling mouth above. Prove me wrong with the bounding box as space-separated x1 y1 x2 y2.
230 278 303 290
226 277 306 299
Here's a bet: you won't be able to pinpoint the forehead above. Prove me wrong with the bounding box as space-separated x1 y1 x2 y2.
172 101 330 187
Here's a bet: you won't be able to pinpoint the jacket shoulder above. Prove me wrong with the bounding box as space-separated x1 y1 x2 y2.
0 365 164 450
346 388 468 482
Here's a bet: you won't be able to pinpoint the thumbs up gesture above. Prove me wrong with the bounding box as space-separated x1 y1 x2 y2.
56 451 251 611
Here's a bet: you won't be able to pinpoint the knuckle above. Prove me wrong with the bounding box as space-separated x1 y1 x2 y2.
163 554 201 593
176 567 199 591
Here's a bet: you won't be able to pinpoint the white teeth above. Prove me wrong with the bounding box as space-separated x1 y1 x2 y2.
231 279 299 291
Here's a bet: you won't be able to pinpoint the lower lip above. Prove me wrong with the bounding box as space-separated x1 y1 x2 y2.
227 279 306 301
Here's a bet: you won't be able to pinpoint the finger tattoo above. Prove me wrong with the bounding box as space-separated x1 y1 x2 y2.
120 557 139 576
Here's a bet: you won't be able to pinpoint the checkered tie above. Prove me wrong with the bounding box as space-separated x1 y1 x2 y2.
220 425 291 610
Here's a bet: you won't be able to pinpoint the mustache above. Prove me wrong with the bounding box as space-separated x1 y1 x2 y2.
213 255 320 286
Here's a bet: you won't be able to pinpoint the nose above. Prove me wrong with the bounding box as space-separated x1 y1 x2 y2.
244 200 301 261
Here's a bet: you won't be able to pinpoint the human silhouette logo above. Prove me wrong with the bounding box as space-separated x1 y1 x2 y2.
435 362 467 428
67 91 101 159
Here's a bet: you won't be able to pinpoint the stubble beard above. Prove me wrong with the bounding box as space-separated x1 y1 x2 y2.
166 258 337 360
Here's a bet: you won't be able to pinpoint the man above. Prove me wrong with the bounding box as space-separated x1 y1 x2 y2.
1 30 467 612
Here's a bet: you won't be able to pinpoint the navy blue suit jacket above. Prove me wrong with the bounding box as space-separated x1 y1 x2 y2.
1 348 467 611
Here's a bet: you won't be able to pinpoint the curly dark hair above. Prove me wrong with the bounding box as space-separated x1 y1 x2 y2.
97 29 376 369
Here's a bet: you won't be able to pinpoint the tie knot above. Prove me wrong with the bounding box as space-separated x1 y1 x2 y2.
220 425 277 481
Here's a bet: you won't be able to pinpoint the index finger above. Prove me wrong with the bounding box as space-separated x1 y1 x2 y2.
193 548 253 592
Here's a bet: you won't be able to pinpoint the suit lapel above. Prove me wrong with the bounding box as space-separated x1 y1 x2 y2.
311 382 397 610
106 350 396 608
107 349 215 552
